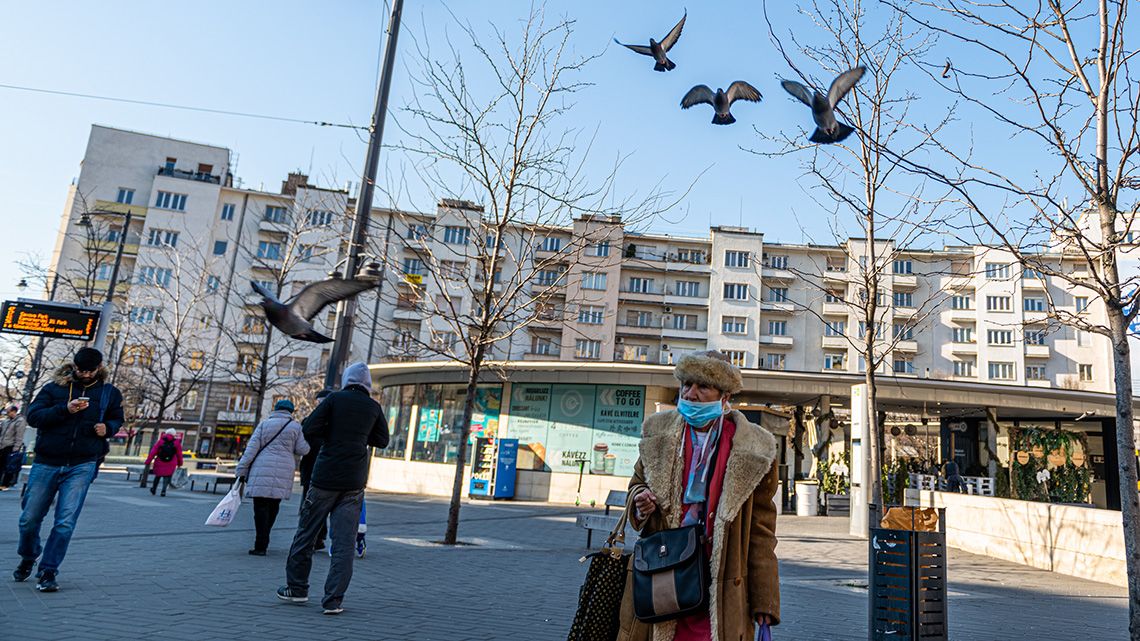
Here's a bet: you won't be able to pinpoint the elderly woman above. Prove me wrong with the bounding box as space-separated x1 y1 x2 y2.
235 399 310 556
617 351 780 641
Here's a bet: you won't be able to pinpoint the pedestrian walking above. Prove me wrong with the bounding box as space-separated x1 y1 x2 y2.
298 390 330 552
144 428 183 497
616 350 780 641
12 347 123 592
0 404 28 489
277 362 388 614
237 399 309 556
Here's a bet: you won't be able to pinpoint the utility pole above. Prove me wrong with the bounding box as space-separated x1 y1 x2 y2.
323 0 404 390
92 210 133 353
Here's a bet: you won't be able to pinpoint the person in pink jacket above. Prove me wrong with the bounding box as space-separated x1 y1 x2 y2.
144 429 183 497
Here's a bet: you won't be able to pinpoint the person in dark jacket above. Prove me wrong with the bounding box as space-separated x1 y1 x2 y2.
13 348 123 593
277 362 388 614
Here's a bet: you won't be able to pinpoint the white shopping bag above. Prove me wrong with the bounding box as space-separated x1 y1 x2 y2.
205 481 244 527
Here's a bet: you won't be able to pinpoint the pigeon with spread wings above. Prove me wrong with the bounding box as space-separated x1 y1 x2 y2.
613 12 686 72
681 81 762 125
250 278 375 343
781 66 866 144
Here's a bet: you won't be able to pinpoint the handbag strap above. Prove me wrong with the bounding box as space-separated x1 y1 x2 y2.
245 420 291 472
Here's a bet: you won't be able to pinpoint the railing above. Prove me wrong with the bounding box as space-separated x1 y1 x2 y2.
157 166 222 184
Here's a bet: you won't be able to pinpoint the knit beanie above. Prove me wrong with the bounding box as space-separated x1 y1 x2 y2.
73 347 103 371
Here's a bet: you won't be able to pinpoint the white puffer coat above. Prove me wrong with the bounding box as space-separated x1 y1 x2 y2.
234 410 310 500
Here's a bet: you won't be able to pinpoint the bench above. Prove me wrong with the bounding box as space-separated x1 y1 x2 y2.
123 465 146 481
576 490 629 548
189 472 238 494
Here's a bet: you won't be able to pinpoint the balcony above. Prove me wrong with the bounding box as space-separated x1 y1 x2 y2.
759 335 794 348
893 274 918 289
158 165 221 184
614 348 655 363
663 292 709 308
949 307 976 321
531 280 566 297
1025 344 1051 358
393 305 423 321
821 335 849 349
1023 309 1048 324
522 348 561 360
950 341 977 354
217 410 255 423
822 302 848 316
761 301 794 314
92 200 148 219
618 288 665 304
259 218 291 234
1022 277 1046 290
943 275 974 291
1027 379 1052 388
893 306 917 318
615 320 663 337
87 236 141 256
823 268 848 284
894 339 919 353
664 257 712 274
762 267 795 281
661 324 707 341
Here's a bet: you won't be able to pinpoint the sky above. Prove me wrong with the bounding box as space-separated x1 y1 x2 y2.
0 0 1045 304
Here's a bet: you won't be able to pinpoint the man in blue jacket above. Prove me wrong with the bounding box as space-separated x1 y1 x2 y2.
13 347 123 592
278 362 388 614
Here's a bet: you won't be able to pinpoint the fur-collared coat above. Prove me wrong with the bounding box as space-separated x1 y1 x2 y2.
616 409 780 641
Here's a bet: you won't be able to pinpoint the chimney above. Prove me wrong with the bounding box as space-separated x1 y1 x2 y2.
281 172 310 196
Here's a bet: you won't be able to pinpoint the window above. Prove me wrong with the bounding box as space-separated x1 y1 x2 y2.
221 203 236 221
407 224 428 240
825 290 844 303
164 157 177 171
213 240 227 256
826 257 847 272
988 361 1015 380
153 191 187 211
954 360 975 377
987 329 1014 345
767 287 788 302
824 320 846 337
672 314 698 330
136 266 172 288
257 241 282 260
986 295 1011 312
677 248 705 264
128 306 159 324
539 236 563 252
1026 365 1047 381
893 358 915 374
241 314 267 334
227 393 253 412
824 353 846 370
531 337 555 355
893 259 913 274
401 258 425 276
725 250 750 268
675 280 701 297
535 269 561 286
1075 296 1089 312
1079 364 1094 382
1077 330 1091 347
252 280 275 294
629 277 654 294
766 255 788 269
725 351 747 367
440 260 466 280
277 356 310 378
180 389 199 409
575 339 601 360
582 272 607 290
306 209 334 226
116 188 134 204
857 356 867 373
145 228 179 248
985 262 1011 279
768 320 787 336
396 291 419 309
579 305 605 325
593 240 611 257
431 331 458 351
762 353 785 371
892 324 913 340
893 292 913 307
952 295 973 310
298 245 316 263
206 275 221 292
264 205 288 223
443 226 470 245
1024 297 1045 312
723 283 748 301
858 322 884 339
952 327 974 343
122 345 154 367
1025 329 1047 346
722 316 747 334
96 264 114 280
1023 268 1043 280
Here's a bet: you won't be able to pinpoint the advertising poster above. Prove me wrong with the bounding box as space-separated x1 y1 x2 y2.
469 385 502 441
547 384 597 473
418 408 441 443
506 384 553 470
591 385 645 477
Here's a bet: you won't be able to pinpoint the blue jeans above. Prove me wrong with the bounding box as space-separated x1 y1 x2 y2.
18 461 98 572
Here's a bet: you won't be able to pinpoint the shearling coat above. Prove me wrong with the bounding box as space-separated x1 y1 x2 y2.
234 410 309 500
616 409 780 641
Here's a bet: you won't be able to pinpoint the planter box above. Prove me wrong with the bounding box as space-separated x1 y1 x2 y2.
825 493 850 516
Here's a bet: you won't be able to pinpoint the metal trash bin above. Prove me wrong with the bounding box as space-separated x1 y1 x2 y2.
869 507 948 640
795 481 819 516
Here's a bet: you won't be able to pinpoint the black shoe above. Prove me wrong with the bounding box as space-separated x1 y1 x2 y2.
150 487 156 495
36 570 58 592
248 549 266 556
313 539 326 552
12 560 34 582
276 586 308 603
160 490 166 497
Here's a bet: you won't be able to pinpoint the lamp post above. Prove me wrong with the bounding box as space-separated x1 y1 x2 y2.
78 210 132 352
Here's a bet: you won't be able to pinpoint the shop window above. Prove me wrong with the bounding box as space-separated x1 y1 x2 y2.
409 384 502 465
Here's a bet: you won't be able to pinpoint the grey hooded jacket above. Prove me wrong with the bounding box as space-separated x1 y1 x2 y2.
235 409 310 500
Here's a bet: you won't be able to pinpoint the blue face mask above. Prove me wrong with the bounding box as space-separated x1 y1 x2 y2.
677 397 725 426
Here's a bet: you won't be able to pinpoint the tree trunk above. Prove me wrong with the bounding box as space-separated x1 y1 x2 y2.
442 366 481 545
1106 303 1140 637
865 360 881 519
792 406 806 482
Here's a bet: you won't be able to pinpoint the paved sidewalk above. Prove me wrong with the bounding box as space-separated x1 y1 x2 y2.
0 472 1127 640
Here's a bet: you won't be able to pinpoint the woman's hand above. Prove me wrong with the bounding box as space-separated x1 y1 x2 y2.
756 613 773 626
633 489 658 519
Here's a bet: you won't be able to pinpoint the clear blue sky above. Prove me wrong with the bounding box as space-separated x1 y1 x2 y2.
0 0 1021 302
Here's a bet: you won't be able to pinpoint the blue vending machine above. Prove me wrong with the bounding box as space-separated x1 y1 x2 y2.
469 438 518 499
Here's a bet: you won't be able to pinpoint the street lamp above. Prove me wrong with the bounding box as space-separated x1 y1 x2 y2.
79 209 133 352
16 278 28 292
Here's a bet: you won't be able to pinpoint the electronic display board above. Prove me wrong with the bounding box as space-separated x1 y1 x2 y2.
1 300 100 341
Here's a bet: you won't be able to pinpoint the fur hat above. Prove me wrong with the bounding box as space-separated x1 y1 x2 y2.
673 350 743 394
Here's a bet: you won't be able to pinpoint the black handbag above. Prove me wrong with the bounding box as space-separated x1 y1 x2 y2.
631 522 709 622
567 506 631 641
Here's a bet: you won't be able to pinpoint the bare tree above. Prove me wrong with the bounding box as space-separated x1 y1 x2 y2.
879 1 1140 631
388 8 681 544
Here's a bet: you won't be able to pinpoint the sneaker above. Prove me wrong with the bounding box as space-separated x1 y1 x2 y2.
36 570 59 592
12 559 34 582
323 606 344 615
355 535 366 559
248 549 267 556
276 586 308 603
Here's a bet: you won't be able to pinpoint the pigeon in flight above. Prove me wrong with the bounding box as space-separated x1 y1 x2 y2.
681 81 762 125
250 278 375 343
614 12 686 72
781 66 866 144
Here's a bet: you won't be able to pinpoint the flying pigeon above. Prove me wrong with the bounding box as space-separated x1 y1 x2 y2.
613 12 686 72
250 278 375 343
780 66 866 144
680 81 762 125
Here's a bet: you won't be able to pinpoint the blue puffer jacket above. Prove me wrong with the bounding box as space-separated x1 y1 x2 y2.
27 363 124 467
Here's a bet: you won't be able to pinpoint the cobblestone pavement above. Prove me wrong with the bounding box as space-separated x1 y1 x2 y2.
0 472 1127 640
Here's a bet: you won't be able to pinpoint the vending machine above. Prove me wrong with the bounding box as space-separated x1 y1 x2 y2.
469 438 519 499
